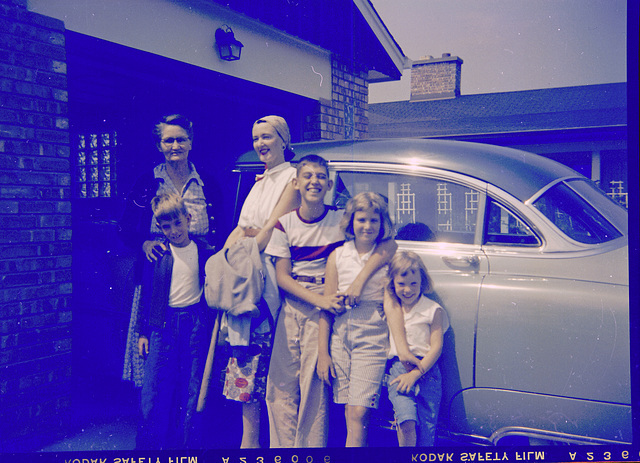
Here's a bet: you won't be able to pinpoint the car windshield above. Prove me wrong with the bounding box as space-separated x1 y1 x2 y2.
532 180 623 244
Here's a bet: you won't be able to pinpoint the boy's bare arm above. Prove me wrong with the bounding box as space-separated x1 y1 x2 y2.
317 311 335 385
274 257 344 314
254 216 280 252
318 251 340 356
318 311 332 358
343 238 397 306
317 251 339 384
267 182 300 224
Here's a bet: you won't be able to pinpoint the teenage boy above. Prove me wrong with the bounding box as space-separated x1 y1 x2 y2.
136 194 214 449
265 155 396 447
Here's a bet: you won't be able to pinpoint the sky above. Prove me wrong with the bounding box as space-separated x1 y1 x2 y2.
368 0 628 103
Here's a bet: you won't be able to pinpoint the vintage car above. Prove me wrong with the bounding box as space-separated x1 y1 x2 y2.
232 138 630 446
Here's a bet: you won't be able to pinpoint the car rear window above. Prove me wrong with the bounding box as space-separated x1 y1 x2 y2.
532 181 623 244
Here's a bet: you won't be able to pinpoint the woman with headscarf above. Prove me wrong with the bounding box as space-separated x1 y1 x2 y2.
220 115 299 448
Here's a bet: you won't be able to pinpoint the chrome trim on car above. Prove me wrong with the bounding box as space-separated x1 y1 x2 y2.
524 176 583 205
489 426 632 446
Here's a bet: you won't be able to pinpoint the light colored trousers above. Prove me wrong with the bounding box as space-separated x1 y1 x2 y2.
266 283 329 448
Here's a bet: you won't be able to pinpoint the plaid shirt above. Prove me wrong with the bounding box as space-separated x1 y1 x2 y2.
149 162 209 238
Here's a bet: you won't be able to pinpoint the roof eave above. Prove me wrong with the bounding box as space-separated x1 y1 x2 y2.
353 0 410 82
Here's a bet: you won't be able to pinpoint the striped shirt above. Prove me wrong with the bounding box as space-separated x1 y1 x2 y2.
266 207 344 278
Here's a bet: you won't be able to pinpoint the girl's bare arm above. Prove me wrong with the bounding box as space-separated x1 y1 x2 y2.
383 289 424 372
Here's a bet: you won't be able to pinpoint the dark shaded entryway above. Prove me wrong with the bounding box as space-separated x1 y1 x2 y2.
50 31 317 452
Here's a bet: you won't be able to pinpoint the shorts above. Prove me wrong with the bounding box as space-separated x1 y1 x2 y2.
222 330 272 403
330 301 389 408
386 358 442 447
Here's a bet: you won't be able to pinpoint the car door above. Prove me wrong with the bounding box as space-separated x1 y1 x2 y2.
468 191 631 444
329 164 488 431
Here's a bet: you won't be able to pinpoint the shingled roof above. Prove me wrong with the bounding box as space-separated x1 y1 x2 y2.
368 82 627 139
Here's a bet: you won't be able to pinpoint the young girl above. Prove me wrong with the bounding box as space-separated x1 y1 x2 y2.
317 192 395 447
384 251 449 447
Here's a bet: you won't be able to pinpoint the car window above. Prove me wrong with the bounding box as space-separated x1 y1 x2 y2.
533 181 623 244
565 179 628 235
334 171 479 244
484 198 540 246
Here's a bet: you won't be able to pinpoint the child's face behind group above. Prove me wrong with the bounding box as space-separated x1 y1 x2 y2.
294 163 332 205
393 269 421 310
157 213 191 248
353 208 381 248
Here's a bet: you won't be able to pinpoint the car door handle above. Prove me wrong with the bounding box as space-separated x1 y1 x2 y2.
442 255 480 268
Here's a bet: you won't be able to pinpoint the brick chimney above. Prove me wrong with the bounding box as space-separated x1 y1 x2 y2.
410 53 463 101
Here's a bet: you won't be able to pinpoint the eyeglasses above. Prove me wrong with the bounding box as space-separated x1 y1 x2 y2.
161 137 190 146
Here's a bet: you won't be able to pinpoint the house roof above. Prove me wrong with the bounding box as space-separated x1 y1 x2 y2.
368 82 627 139
209 0 407 81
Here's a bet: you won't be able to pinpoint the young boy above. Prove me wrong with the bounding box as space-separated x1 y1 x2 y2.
264 155 396 447
135 193 215 449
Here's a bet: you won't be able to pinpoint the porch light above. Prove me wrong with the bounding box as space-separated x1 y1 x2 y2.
215 25 244 61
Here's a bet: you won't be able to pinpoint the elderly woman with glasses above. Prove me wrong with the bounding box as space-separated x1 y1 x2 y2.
120 114 223 259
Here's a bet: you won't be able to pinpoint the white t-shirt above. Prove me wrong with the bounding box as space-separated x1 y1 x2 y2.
168 241 202 307
266 207 344 278
388 296 449 359
238 162 296 230
335 240 386 302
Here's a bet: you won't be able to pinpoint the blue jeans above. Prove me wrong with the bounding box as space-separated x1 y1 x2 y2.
136 302 211 449
386 358 442 447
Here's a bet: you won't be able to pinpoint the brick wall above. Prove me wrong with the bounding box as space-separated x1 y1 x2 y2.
0 0 72 448
410 53 463 101
304 56 369 141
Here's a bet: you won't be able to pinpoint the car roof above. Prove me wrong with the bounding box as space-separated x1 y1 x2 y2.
236 138 581 202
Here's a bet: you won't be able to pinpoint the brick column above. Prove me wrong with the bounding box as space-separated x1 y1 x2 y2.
304 56 369 141
0 0 72 447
